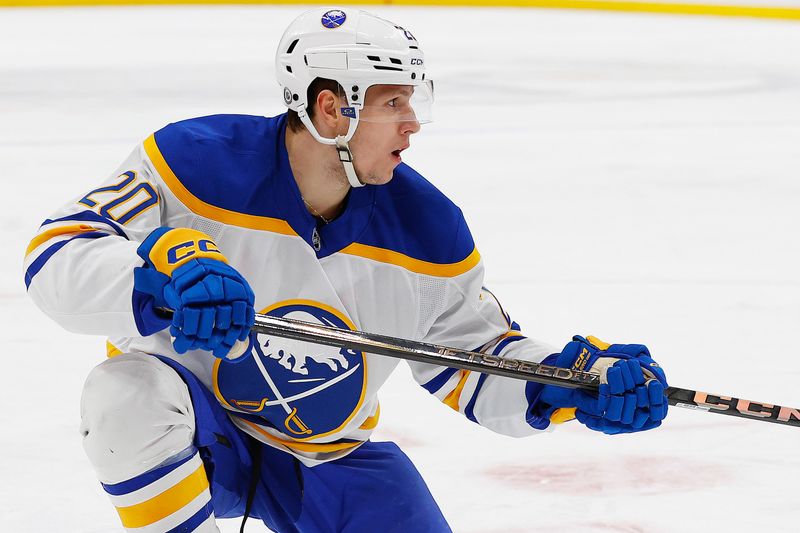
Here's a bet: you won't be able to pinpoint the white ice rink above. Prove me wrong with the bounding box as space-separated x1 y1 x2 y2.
2 5 799 532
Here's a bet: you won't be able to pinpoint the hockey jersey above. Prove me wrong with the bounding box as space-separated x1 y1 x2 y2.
24 113 559 465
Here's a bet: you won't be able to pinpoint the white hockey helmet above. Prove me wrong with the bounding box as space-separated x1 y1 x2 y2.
275 7 433 187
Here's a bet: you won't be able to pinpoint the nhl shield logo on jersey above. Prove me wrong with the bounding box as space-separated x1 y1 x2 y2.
214 300 366 440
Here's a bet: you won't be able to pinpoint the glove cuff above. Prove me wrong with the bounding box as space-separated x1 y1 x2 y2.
137 227 228 276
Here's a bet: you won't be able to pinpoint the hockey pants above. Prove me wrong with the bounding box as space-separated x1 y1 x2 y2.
80 352 452 533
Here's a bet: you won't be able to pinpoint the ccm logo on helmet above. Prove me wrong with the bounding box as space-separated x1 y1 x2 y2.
410 58 424 65
321 10 346 29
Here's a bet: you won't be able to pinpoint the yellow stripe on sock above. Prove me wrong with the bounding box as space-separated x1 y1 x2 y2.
115 464 209 529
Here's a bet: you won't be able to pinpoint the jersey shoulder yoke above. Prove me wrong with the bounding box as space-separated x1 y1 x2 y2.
145 114 290 227
354 164 478 274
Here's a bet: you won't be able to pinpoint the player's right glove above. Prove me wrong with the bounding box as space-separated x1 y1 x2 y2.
536 336 668 434
133 227 255 360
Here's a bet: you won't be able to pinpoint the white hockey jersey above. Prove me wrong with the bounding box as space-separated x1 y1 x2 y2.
24 113 559 465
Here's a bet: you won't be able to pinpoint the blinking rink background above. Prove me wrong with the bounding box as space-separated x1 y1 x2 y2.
2 5 799 532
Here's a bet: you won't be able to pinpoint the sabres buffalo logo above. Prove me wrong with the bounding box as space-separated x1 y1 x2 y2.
214 300 366 440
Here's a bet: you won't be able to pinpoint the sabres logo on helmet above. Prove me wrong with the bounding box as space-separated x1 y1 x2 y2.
321 9 346 29
215 300 366 440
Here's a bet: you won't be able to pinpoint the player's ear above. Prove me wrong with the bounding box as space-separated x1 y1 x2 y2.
315 89 342 134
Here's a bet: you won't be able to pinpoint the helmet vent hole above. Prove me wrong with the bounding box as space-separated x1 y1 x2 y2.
373 65 403 72
389 57 402 65
286 65 292 73
286 39 299 54
367 55 381 62
409 45 419 50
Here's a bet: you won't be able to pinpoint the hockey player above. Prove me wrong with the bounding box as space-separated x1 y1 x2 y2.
24 8 669 533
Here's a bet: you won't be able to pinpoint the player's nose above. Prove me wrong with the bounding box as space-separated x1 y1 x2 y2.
401 115 421 135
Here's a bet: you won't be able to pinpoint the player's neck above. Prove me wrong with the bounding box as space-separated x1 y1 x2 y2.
285 126 350 222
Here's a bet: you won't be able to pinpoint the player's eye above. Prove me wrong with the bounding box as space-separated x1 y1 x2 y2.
388 98 398 108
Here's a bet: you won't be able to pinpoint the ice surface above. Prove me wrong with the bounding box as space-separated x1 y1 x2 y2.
2 6 799 532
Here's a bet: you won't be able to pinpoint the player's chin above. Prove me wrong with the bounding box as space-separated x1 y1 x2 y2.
379 164 399 184
383 153 403 179
361 163 398 185
365 172 395 186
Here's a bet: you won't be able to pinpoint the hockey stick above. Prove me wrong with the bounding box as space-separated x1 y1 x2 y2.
243 313 800 428
160 309 800 427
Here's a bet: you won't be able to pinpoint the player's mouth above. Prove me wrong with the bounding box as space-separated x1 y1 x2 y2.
391 145 409 163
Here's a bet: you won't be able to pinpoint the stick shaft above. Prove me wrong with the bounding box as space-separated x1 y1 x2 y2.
666 386 800 428
157 309 800 428
252 313 601 389
249 313 800 428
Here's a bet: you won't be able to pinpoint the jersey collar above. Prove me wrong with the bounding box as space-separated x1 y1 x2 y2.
275 117 376 259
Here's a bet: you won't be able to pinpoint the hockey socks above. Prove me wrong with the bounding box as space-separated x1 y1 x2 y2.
100 450 218 532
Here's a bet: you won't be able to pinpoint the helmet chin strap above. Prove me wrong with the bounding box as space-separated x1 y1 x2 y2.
297 106 364 188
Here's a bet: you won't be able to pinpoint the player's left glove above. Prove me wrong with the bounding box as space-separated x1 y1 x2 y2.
133 227 255 361
536 336 668 434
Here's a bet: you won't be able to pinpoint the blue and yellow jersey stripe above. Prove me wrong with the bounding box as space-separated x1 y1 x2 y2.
422 325 529 421
24 229 113 289
143 114 482 279
341 242 481 278
24 211 130 289
146 130 483 278
442 370 472 411
25 211 127 259
25 223 100 257
143 134 297 237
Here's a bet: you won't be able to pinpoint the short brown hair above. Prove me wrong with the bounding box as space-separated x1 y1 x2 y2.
286 78 345 133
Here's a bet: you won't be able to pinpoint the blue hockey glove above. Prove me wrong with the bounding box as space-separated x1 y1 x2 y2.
537 336 668 434
133 227 255 360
